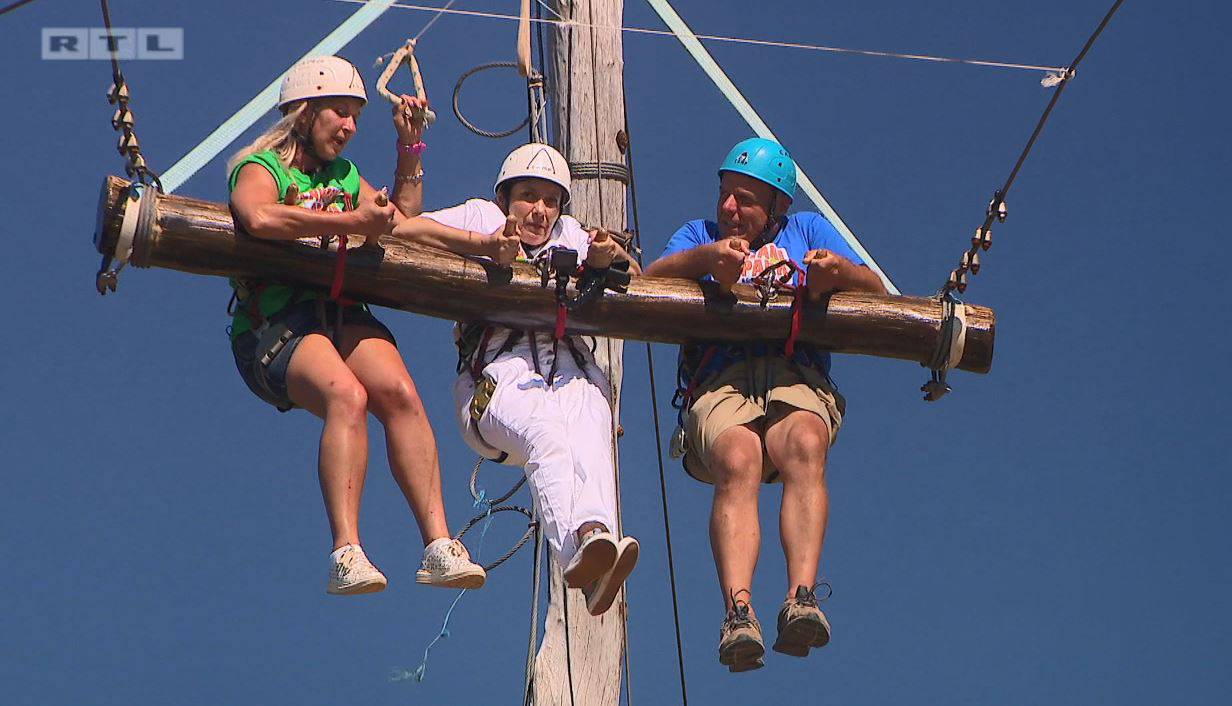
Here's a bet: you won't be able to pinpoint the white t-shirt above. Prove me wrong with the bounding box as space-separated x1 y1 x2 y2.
422 198 592 260
422 195 600 374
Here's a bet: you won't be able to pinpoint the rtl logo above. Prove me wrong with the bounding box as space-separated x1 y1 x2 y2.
42 28 184 60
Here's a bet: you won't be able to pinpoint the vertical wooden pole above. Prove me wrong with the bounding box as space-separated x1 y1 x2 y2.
532 2 629 704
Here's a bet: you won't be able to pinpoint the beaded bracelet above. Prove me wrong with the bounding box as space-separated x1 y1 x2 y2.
395 171 424 185
397 141 427 156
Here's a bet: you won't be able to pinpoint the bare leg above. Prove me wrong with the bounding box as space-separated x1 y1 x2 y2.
765 409 830 598
285 333 370 551
708 423 765 612
576 521 608 543
340 327 449 545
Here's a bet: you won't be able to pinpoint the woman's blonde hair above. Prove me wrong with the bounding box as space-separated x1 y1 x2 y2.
225 101 310 179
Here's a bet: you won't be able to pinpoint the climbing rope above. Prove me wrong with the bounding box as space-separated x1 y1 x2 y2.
925 0 1125 401
455 459 536 573
396 457 537 685
452 0 550 146
568 160 631 184
618 40 690 706
455 504 537 572
522 526 544 706
393 491 497 685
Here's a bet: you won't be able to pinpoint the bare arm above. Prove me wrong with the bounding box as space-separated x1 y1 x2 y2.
359 176 414 226
387 94 428 221
231 163 359 241
644 238 749 287
847 264 888 294
803 249 889 298
614 242 641 274
392 214 509 261
586 230 642 274
230 163 393 243
642 242 716 279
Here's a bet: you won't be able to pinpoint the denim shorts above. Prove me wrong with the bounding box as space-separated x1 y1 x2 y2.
231 298 394 412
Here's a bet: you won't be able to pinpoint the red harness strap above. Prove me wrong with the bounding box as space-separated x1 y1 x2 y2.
246 282 268 327
681 345 719 407
328 192 356 305
784 262 807 358
331 238 349 301
554 303 567 339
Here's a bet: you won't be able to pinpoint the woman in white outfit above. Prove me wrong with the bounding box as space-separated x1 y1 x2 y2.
394 144 639 615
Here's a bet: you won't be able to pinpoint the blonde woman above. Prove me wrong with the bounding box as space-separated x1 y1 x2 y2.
227 56 484 595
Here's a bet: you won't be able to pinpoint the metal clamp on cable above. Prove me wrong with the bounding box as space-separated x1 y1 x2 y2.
921 294 968 402
95 182 157 295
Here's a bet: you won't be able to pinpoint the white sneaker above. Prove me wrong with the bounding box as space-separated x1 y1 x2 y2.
564 530 618 589
583 536 639 617
416 538 487 589
326 544 388 596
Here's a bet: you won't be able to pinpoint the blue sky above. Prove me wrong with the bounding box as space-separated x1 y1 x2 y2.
3 1 1229 704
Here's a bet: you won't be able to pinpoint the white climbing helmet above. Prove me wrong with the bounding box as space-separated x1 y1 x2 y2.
277 55 367 110
494 143 571 205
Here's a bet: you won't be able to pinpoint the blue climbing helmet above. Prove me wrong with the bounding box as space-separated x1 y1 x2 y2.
718 137 797 200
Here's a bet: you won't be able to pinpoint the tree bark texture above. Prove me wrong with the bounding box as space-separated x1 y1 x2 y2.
531 1 630 704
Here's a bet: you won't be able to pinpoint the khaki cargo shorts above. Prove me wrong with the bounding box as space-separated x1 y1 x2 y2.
683 356 846 484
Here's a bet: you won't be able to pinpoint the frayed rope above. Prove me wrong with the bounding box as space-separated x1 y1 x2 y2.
390 491 496 684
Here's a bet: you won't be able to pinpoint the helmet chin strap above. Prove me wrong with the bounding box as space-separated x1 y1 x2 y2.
751 192 782 250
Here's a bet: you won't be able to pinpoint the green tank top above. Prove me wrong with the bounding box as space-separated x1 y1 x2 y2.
226 150 362 339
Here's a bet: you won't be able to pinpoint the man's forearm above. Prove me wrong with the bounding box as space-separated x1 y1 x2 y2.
844 264 888 295
643 244 714 279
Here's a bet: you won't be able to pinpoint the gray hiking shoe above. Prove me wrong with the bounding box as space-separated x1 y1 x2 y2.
772 584 831 657
718 592 765 672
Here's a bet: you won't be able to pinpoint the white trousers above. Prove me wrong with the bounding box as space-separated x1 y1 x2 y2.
453 340 617 564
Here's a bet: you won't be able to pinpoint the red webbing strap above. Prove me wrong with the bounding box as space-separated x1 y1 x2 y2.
681 345 719 405
329 192 355 304
246 283 268 328
784 262 806 358
554 303 567 340
331 238 347 299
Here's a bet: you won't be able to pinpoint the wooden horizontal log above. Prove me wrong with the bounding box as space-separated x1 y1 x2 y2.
95 176 994 373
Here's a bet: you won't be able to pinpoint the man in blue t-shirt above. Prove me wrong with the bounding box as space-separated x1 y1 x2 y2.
645 138 887 671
